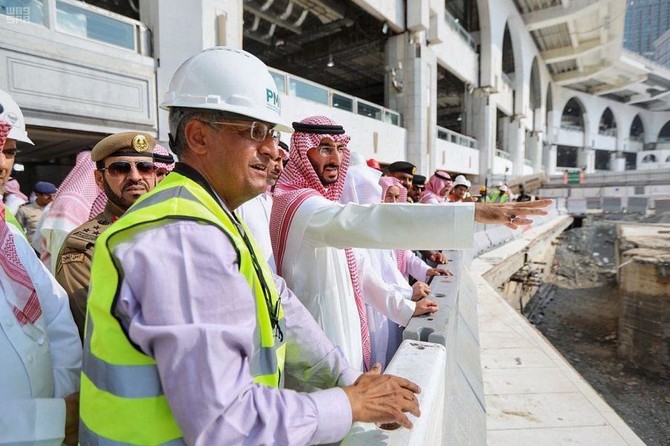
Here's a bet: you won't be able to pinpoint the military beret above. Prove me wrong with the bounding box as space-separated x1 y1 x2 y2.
91 131 157 162
34 181 57 194
387 161 416 175
412 174 426 186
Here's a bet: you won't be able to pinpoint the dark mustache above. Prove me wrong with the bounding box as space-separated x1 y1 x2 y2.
325 163 339 169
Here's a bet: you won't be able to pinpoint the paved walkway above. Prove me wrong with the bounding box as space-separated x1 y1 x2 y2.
472 238 645 445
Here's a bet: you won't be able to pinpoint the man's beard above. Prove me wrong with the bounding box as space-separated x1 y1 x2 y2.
103 178 143 211
318 163 339 186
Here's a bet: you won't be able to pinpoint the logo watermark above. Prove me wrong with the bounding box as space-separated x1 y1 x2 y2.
3 7 31 24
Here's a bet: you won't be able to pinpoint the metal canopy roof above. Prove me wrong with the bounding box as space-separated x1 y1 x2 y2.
517 0 670 111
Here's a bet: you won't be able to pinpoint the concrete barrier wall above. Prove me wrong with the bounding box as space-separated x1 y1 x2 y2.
654 198 670 214
341 253 486 446
586 197 602 209
626 196 649 213
567 197 587 215
602 196 623 213
342 213 571 446
340 340 446 446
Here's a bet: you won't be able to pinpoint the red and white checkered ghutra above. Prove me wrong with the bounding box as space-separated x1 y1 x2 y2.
0 120 43 327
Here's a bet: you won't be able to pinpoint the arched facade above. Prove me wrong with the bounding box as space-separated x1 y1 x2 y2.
630 115 644 141
658 120 670 141
598 107 617 136
561 97 586 131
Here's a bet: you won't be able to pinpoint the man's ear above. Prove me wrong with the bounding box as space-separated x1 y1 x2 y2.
183 119 210 156
94 170 104 190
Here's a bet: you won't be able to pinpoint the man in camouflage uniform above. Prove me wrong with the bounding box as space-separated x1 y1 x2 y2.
56 131 158 339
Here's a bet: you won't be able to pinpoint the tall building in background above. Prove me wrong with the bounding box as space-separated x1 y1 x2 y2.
655 29 670 68
624 0 670 59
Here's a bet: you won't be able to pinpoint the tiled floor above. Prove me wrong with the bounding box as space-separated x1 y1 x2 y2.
473 268 646 445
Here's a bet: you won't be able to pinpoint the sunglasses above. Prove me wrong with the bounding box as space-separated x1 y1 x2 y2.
101 161 156 177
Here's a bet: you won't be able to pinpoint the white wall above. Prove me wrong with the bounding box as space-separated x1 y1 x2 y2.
431 25 478 86
593 134 617 151
435 139 480 174
556 128 585 147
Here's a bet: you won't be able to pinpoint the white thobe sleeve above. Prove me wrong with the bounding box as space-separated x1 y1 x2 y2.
0 399 66 445
21 235 82 398
355 250 415 327
405 250 431 281
304 198 475 251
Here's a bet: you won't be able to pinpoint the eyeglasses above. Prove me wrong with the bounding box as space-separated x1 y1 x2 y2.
0 148 19 159
207 121 280 143
100 161 156 177
316 143 347 157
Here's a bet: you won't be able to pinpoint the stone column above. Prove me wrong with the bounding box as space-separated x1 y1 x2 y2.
386 32 436 174
140 0 244 142
509 117 526 175
470 91 495 184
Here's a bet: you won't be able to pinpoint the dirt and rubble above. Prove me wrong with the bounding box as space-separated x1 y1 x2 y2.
525 213 670 446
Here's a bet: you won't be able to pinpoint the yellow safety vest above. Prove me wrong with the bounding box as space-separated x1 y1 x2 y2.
5 208 25 237
79 172 286 445
490 190 508 203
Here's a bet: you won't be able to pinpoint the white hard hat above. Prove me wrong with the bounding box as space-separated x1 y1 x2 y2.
0 89 34 145
161 47 293 133
499 184 508 192
453 175 471 188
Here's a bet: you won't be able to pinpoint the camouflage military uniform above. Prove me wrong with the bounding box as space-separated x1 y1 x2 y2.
55 205 117 340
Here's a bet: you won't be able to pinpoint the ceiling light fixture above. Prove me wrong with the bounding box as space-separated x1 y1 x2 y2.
327 54 334 68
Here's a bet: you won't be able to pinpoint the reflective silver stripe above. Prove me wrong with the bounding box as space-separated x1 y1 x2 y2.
83 318 164 398
250 345 278 377
249 318 286 377
126 185 200 215
80 418 185 446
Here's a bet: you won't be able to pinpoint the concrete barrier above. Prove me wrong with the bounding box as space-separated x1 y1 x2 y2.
554 197 567 214
626 196 649 213
602 196 622 213
403 254 486 446
566 197 587 215
344 215 573 446
654 198 670 214
340 340 446 446
586 197 601 209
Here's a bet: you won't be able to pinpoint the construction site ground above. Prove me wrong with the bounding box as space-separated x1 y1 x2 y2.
527 213 670 446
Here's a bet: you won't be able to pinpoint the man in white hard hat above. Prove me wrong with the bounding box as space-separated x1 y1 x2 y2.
0 95 81 445
79 47 423 446
491 182 509 203
448 175 473 202
0 89 34 232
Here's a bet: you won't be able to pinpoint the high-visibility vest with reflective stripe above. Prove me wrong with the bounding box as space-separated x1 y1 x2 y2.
490 191 508 203
5 208 25 237
80 172 286 445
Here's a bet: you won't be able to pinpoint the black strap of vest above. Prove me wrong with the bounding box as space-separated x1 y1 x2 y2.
172 163 283 341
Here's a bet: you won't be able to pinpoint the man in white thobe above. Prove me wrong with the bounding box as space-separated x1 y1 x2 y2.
0 118 82 445
270 117 463 371
270 116 551 371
